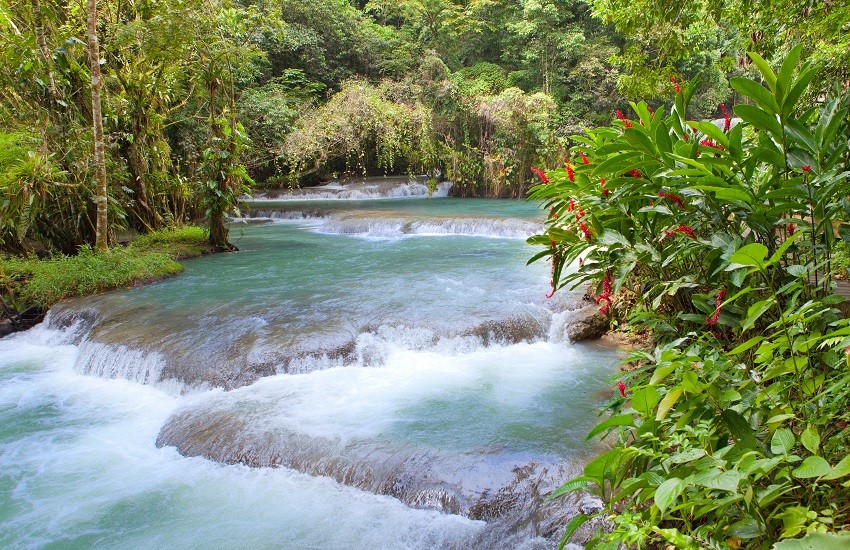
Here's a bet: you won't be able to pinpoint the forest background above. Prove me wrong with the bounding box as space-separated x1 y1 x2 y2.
2 0 847 254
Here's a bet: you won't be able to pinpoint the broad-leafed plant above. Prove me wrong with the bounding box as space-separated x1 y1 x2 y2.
530 46 850 549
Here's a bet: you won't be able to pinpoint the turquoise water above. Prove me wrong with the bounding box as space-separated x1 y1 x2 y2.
0 196 620 548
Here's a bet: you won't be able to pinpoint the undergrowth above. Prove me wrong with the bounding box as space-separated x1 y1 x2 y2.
1 226 211 311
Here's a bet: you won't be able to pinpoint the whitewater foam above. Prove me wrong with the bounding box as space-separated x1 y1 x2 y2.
249 181 453 201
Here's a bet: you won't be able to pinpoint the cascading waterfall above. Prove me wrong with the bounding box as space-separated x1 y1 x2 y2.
0 190 617 549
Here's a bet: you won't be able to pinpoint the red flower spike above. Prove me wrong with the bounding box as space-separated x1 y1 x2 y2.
566 163 575 182
578 220 592 240
788 223 796 235
663 224 697 240
617 380 627 398
628 169 642 179
706 288 727 325
671 76 681 93
600 178 608 198
567 198 576 213
802 165 812 173
530 166 550 185
616 110 633 129
596 272 613 314
657 191 685 208
720 103 732 132
579 151 590 165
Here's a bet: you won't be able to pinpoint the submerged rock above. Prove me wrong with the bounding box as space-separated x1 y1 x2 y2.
156 401 604 547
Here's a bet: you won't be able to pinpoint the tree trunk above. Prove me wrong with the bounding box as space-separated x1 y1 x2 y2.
86 0 108 253
32 0 58 100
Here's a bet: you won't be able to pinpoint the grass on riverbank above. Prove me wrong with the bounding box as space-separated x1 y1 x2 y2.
1 226 213 311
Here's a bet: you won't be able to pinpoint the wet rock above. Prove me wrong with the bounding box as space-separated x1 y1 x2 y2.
562 304 608 342
156 402 600 547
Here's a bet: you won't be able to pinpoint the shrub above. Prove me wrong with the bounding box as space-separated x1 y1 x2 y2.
531 47 850 549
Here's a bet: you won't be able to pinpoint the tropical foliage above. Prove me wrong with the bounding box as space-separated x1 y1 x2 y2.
531 46 850 548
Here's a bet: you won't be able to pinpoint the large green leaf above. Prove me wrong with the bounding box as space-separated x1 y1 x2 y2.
748 51 777 92
728 243 769 269
722 409 757 448
773 532 850 549
822 454 850 481
776 44 804 103
791 456 831 479
655 388 683 421
631 386 661 417
742 298 776 332
730 77 779 114
690 469 743 492
586 413 635 440
654 477 685 513
771 428 795 455
800 425 820 455
735 104 783 138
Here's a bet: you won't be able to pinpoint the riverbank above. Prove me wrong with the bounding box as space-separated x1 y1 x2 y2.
0 226 216 337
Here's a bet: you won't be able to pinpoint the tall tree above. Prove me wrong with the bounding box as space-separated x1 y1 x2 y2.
86 0 108 252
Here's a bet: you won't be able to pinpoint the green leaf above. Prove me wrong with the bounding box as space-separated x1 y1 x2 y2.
729 243 769 269
771 428 795 455
822 454 850 481
748 51 777 92
550 476 592 499
791 456 831 479
730 77 779 114
783 67 816 117
728 518 764 539
655 388 683 421
722 409 757 449
735 104 783 138
558 514 590 550
691 469 743 492
729 336 765 355
631 386 661 417
742 298 776 332
800 425 820 455
776 44 804 102
772 532 850 549
654 477 685 513
586 414 635 441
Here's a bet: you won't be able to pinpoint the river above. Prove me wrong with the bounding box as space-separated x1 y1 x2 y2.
0 186 620 549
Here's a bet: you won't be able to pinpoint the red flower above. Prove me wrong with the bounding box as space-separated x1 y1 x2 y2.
616 110 633 129
802 165 812 173
671 76 681 93
600 178 609 198
566 163 575 182
720 103 732 132
579 151 590 165
578 220 592 240
663 224 698 239
617 380 627 398
788 223 796 235
575 208 586 220
531 166 550 185
706 288 727 325
657 191 685 208
628 169 642 179
699 139 725 151
647 105 655 117
567 198 576 212
596 272 613 314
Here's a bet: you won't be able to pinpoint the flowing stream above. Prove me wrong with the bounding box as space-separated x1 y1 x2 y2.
0 188 620 549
